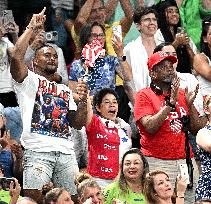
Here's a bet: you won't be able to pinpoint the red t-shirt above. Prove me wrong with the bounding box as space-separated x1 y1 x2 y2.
134 87 193 159
86 115 131 179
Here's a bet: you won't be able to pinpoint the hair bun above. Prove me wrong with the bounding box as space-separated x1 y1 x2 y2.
75 172 92 186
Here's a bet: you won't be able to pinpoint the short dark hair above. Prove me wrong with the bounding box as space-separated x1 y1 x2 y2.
133 6 158 24
80 22 106 50
153 42 172 53
34 44 55 57
93 88 119 114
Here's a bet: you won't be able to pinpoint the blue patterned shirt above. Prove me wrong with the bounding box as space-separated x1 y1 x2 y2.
69 55 120 95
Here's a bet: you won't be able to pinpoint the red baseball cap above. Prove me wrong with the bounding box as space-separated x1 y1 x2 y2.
147 51 177 71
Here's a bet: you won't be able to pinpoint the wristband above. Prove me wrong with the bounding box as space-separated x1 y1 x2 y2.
118 55 126 62
165 96 176 112
176 196 184 198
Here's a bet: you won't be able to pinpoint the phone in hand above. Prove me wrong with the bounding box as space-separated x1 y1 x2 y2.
179 164 190 184
112 25 122 42
0 177 15 190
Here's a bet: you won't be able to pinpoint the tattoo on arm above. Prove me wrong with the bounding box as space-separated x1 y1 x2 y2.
68 102 88 129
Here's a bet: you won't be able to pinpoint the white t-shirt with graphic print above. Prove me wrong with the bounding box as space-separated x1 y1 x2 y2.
13 70 77 153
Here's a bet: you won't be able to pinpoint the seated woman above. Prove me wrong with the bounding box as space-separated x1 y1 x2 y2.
69 21 132 97
75 172 103 204
143 170 187 204
104 148 148 204
195 94 211 202
86 88 132 187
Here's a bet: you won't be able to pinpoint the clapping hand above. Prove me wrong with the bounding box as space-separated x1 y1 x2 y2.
170 76 180 105
185 84 199 108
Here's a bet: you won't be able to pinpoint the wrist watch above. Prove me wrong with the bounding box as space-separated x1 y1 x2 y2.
118 55 126 62
166 100 176 112
165 96 176 112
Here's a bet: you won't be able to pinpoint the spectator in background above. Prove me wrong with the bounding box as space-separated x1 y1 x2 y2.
69 22 132 97
69 0 133 58
68 0 133 123
75 173 103 204
134 51 205 203
9 8 88 203
50 0 76 49
85 88 132 187
0 0 8 12
195 94 211 202
200 16 211 60
176 0 211 49
155 0 197 74
124 6 159 94
143 170 187 204
0 165 22 204
104 148 148 204
0 20 22 143
0 104 23 180
193 16 211 98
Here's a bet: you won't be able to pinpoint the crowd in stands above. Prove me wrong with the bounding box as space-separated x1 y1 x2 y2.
0 0 211 203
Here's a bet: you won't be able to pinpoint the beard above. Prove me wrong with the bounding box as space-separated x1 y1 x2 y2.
44 65 57 74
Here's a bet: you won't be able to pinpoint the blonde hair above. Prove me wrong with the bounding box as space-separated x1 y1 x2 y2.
75 173 101 199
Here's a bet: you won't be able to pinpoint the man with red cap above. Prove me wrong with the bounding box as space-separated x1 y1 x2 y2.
134 51 206 203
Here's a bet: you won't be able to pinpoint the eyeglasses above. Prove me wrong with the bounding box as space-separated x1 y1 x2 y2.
91 33 105 39
140 18 157 24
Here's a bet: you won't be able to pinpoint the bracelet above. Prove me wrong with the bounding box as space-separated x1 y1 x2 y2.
165 96 176 112
176 196 184 198
26 25 34 31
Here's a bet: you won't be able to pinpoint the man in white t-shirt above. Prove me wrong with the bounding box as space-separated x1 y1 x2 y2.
9 9 88 203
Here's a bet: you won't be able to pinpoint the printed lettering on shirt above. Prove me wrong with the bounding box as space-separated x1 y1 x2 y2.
104 144 117 150
105 128 117 134
30 79 71 139
164 102 188 134
101 166 113 173
96 133 108 139
98 154 108 160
